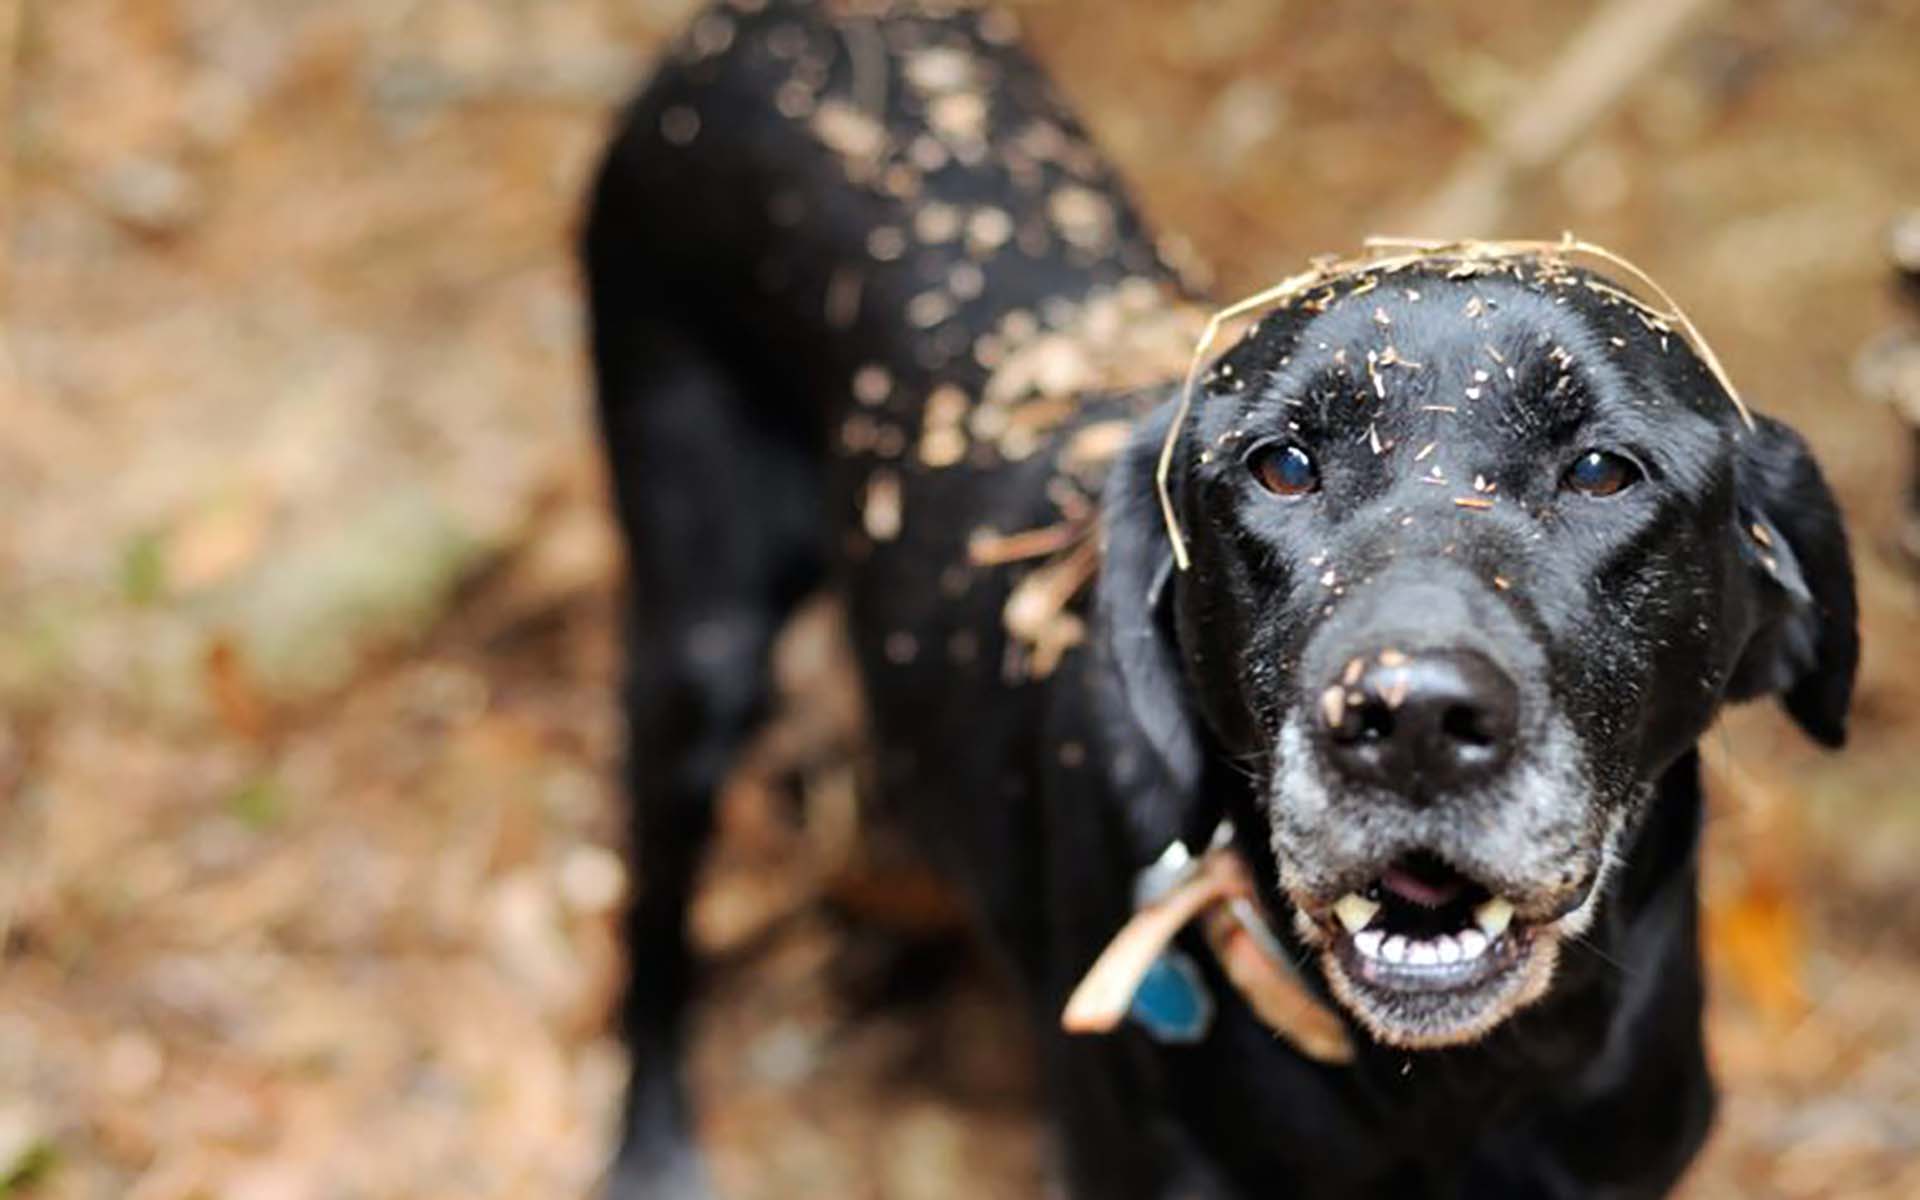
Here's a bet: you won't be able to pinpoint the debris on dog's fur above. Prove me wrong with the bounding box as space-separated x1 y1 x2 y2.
918 383 972 468
1047 185 1117 253
1453 496 1494 510
968 523 1081 567
1154 234 1754 568
853 363 893 406
1365 352 1387 400
918 425 968 468
866 223 908 261
907 289 956 329
971 283 1203 460
1001 539 1095 679
861 470 903 542
812 98 888 166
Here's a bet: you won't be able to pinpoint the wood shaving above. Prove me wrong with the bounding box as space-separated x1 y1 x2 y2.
812 99 886 162
862 470 902 541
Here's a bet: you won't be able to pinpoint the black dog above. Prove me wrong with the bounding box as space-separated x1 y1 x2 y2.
583 2 1858 1196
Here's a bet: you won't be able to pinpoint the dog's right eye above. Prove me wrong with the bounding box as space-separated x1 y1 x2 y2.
1563 449 1642 498
1248 442 1320 497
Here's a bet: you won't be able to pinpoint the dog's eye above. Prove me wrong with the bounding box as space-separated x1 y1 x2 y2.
1248 443 1320 497
1563 450 1642 497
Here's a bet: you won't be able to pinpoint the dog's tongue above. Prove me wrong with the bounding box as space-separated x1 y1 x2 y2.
1379 862 1466 909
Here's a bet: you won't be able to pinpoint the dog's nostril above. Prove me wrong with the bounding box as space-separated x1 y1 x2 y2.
1329 699 1396 745
1441 703 1496 749
1359 706 1395 742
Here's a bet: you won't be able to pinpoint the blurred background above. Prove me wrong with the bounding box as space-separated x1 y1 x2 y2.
2 0 1917 1196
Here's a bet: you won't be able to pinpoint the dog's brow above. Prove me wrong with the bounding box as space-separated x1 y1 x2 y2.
1498 339 1595 434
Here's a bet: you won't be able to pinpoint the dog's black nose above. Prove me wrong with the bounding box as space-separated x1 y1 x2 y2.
1316 649 1519 795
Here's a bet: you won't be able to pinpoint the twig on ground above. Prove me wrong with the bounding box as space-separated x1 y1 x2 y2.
1392 0 1722 237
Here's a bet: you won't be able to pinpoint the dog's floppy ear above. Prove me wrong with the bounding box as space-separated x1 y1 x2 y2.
1725 415 1859 747
1092 405 1204 855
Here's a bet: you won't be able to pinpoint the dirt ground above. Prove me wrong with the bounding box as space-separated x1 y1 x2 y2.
2 0 1918 1196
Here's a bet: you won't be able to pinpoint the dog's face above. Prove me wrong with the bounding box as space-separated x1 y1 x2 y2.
1100 257 1857 1049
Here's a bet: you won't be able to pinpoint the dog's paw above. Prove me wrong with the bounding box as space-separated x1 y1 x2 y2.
601 1143 711 1200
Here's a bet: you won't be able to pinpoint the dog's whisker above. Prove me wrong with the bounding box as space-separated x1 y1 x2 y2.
1566 933 1638 982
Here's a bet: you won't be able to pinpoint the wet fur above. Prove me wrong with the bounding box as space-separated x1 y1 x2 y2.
585 2 1859 1197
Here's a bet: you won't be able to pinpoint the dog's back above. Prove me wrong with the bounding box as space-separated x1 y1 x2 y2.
582 2 1196 1192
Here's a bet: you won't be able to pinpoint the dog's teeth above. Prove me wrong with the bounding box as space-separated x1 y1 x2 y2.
1435 934 1462 965
1407 941 1439 966
1458 929 1489 959
1381 935 1408 964
1475 897 1515 939
1354 930 1384 959
1334 893 1380 933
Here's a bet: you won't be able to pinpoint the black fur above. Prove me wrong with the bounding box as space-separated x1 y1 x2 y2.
583 3 1858 1197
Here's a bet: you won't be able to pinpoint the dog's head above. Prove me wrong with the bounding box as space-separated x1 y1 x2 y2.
1099 255 1857 1049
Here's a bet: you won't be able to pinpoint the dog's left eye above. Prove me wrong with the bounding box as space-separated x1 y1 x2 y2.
1563 449 1642 497
1248 442 1320 497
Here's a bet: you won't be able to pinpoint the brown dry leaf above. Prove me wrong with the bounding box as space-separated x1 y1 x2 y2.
1708 868 1810 1028
202 636 270 741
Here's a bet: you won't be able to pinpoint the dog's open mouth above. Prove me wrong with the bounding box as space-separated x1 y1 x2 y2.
1310 851 1563 1048
1333 851 1520 982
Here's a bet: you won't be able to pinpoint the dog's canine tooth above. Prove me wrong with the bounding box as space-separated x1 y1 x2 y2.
1354 929 1384 959
1435 934 1462 965
1381 935 1408 964
1474 897 1515 939
1407 940 1439 966
1334 893 1380 933
1458 929 1489 959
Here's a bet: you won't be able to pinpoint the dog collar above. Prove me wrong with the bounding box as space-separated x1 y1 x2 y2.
1061 821 1355 1064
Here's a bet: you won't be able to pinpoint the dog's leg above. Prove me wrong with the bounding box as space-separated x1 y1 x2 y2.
588 249 824 1195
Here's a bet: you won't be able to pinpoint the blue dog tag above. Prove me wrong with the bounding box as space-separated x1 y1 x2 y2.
1127 950 1214 1044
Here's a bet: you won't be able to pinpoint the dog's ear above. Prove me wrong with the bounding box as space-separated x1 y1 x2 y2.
1092 405 1204 854
1725 415 1859 747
